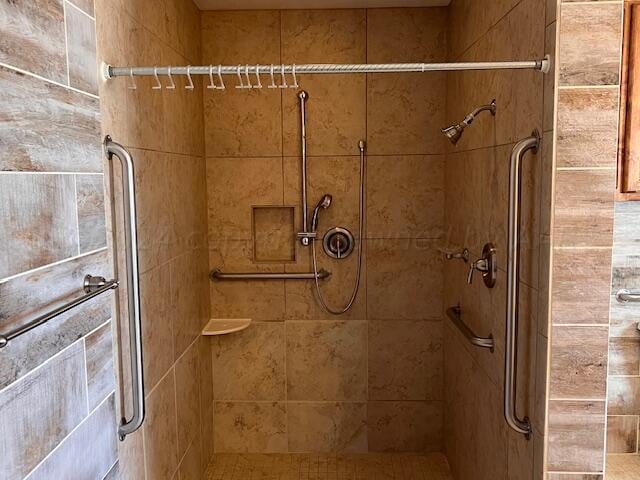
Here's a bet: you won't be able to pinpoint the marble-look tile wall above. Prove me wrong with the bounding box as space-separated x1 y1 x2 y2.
607 201 640 464
544 0 623 478
203 8 447 454
0 0 117 478
95 0 212 477
443 0 551 479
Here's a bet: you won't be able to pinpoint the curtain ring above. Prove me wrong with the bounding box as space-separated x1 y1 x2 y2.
244 64 252 88
166 65 176 89
268 64 277 89
217 65 225 90
254 64 262 88
290 64 299 88
279 63 288 88
185 65 194 90
152 66 162 90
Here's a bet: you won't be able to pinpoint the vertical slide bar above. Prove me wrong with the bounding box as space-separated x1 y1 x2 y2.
504 130 540 439
104 136 145 441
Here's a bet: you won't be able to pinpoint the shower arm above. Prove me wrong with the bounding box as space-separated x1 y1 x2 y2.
462 100 497 126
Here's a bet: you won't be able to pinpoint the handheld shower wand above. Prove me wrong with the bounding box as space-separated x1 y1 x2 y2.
311 194 332 233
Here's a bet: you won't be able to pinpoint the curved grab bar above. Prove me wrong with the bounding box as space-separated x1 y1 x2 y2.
504 130 540 439
104 136 145 441
446 306 495 351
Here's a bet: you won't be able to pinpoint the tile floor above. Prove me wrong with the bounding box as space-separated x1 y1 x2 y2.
205 453 453 480
607 455 640 480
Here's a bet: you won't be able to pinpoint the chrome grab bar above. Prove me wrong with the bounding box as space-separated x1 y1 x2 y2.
504 130 539 439
104 136 145 441
446 306 495 351
0 275 118 349
616 289 640 303
210 269 331 281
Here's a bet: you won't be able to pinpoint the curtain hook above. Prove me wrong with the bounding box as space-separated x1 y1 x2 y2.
290 64 299 88
244 64 252 88
254 64 262 89
217 65 225 90
152 66 162 90
279 63 287 88
185 65 194 90
268 64 277 89
166 65 176 90
128 68 137 90
207 65 216 89
235 64 244 89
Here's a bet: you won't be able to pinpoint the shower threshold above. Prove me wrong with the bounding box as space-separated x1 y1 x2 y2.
205 452 452 480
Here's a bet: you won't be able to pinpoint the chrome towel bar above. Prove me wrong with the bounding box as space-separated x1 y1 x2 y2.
0 275 118 349
105 136 145 442
446 306 495 351
504 130 540 440
210 269 331 281
616 289 640 303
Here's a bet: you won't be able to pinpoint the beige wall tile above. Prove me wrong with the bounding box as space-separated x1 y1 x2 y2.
212 322 285 401
551 248 612 325
367 239 443 320
178 439 202 480
549 326 608 400
209 241 285 321
366 8 448 64
282 74 366 156
176 341 201 460
367 73 447 155
558 2 623 86
556 88 619 168
214 402 287 453
287 402 367 453
366 155 445 239
253 207 295 263
141 263 174 391
202 11 281 157
606 416 638 454
286 321 367 401
546 0 557 26
65 3 98 95
546 400 606 473
207 157 284 241
144 371 179 480
368 401 442 452
368 320 443 401
282 9 366 64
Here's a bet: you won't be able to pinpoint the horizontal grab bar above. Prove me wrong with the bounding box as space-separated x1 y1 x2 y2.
0 275 118 349
616 289 640 303
210 269 331 281
446 306 495 351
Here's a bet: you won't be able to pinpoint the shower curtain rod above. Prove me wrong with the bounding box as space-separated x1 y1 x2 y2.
103 56 551 81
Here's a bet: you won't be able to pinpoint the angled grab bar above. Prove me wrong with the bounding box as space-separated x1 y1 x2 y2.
104 136 145 441
504 130 540 439
446 306 495 351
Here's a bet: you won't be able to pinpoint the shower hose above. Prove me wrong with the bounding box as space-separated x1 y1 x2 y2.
311 140 366 315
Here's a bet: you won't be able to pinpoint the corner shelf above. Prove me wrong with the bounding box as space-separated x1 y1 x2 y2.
202 318 252 336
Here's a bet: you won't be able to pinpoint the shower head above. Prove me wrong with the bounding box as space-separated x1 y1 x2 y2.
442 99 497 145
311 194 332 232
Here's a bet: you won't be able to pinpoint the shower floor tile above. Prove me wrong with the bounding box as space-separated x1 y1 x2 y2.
205 453 453 480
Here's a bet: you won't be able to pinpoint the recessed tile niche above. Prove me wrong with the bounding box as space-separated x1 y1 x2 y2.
252 206 296 263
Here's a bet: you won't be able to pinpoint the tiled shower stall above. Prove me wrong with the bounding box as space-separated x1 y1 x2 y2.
0 0 635 479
